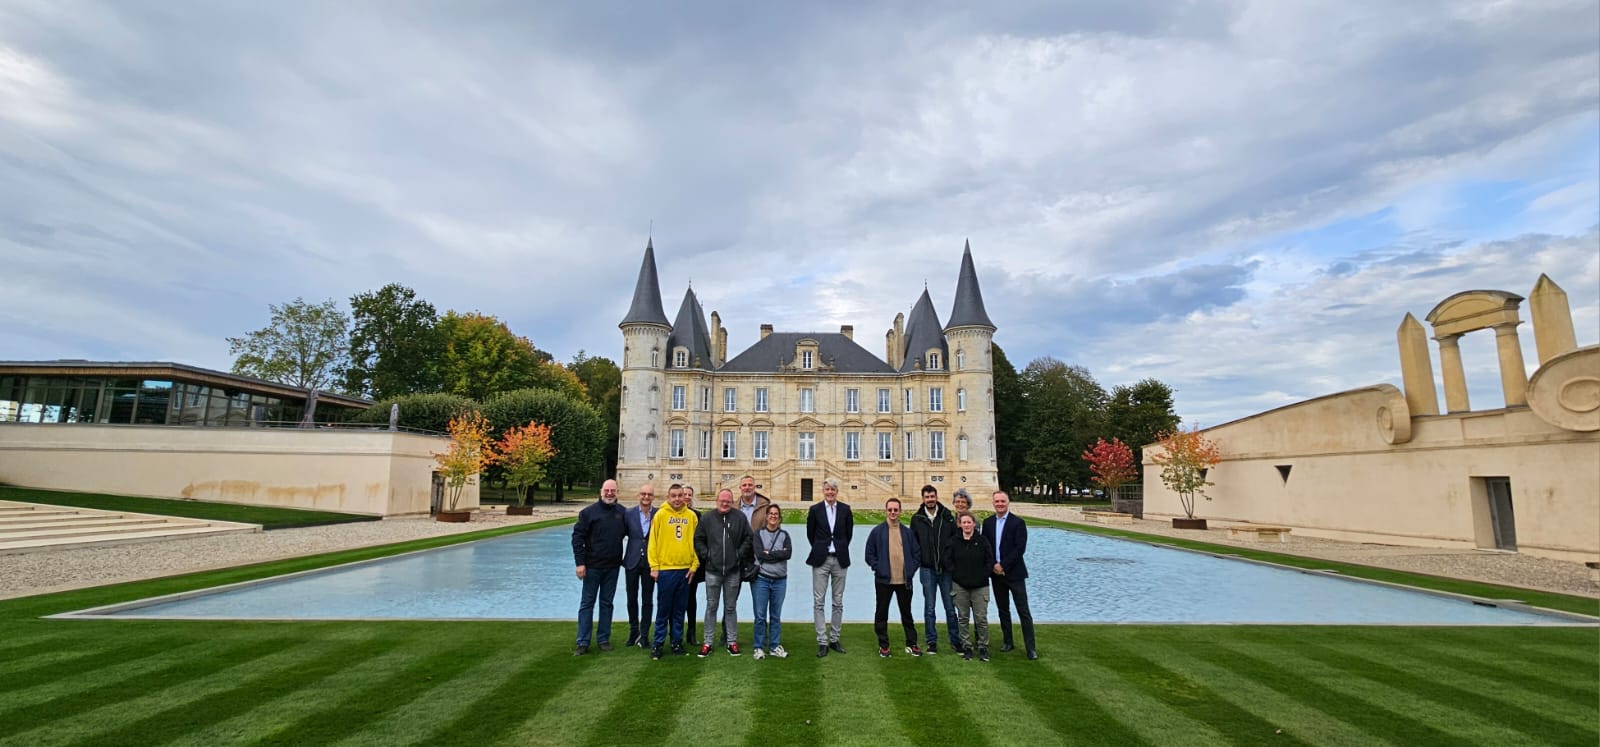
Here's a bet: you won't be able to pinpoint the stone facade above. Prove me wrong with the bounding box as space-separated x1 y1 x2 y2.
616 240 1000 507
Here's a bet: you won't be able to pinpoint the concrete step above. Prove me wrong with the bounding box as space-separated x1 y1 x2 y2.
0 524 259 554
0 507 81 518
0 512 123 525
0 519 183 540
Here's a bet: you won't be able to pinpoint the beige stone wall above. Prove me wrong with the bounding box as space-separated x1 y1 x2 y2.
0 424 475 516
1141 389 1600 562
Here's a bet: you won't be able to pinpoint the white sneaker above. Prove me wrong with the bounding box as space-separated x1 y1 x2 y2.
771 645 788 659
752 648 766 660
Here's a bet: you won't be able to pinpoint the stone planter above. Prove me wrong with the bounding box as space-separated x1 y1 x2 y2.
1171 517 1208 530
506 505 534 516
1112 498 1143 519
435 510 472 523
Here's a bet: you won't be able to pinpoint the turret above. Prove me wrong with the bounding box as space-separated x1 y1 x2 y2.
944 240 998 486
618 239 671 483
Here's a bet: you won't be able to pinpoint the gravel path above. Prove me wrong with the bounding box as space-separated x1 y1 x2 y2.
1015 505 1600 599
0 505 586 601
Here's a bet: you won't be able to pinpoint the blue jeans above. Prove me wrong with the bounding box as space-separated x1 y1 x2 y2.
576 565 620 646
653 569 691 647
918 567 958 647
752 575 787 650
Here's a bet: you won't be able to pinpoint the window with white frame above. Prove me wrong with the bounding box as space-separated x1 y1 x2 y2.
929 387 943 412
845 432 861 461
956 349 965 369
904 431 916 460
800 388 814 413
929 432 946 461
801 350 814 369
845 388 859 413
723 388 737 412
672 385 686 410
904 388 913 412
755 387 768 412
699 386 711 411
669 429 685 459
957 388 966 411
928 352 941 370
721 431 737 460
877 388 891 413
959 434 969 461
699 430 711 459
877 432 892 460
651 349 659 367
798 432 816 461
674 349 687 368
753 431 769 460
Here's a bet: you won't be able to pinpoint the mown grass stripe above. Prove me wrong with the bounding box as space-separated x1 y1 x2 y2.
881 657 990 746
0 637 287 731
749 646 826 742
1378 637 1598 704
811 641 905 745
505 647 651 745
947 655 1086 746
0 631 78 659
1083 638 1316 747
662 655 761 745
1294 641 1597 744
583 650 715 747
67 635 408 747
412 648 577 746
1413 628 1600 672
0 635 191 694
1035 638 1224 746
1145 641 1391 746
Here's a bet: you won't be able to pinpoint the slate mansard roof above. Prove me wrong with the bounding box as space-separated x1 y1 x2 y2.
720 333 896 374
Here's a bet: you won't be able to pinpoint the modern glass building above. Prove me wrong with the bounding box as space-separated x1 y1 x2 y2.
0 362 371 426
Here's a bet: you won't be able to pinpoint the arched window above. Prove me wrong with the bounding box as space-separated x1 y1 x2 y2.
650 348 659 367
958 434 969 461
956 349 965 370
957 388 967 411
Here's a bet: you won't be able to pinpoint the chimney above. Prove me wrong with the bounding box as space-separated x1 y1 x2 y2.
760 324 773 340
840 324 853 340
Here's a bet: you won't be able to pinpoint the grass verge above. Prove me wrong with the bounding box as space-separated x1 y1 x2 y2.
0 486 378 530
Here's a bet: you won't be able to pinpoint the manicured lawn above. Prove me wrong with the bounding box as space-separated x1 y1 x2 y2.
0 520 1594 745
0 486 379 530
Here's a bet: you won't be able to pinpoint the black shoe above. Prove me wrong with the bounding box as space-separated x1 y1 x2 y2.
599 642 613 652
650 646 663 660
979 647 990 662
1000 643 1015 652
1027 650 1039 660
671 643 686 656
963 648 973 661
829 642 847 655
818 645 829 658
926 642 939 655
625 633 640 648
574 645 589 656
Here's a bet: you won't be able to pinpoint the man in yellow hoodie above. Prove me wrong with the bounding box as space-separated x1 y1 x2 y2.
649 483 700 659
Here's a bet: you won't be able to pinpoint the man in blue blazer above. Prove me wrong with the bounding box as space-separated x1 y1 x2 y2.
982 491 1036 659
622 483 657 648
806 478 853 658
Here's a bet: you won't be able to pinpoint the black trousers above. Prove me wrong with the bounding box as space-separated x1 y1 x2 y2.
625 565 655 641
992 575 1036 652
873 583 918 648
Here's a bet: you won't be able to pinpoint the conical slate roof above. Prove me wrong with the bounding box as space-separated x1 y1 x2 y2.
619 239 670 328
666 287 715 369
899 289 950 372
945 240 995 331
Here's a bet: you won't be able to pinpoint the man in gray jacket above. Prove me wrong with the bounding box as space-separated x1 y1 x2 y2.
693 488 755 657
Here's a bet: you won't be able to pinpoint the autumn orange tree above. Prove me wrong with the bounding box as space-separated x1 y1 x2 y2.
495 421 557 506
1082 437 1138 500
1151 425 1222 519
434 411 496 512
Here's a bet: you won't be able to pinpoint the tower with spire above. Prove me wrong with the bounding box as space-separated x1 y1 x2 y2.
617 238 998 504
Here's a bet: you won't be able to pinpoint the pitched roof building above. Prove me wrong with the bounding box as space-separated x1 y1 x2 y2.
616 241 999 506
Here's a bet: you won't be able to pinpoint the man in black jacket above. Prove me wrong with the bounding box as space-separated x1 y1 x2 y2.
572 479 628 655
806 478 853 658
982 491 1036 659
692 488 755 657
910 484 960 654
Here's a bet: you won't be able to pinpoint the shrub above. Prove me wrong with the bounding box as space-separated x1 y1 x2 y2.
481 388 605 490
353 393 478 434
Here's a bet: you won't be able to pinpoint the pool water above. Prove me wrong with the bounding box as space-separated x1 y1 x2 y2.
88 525 1580 625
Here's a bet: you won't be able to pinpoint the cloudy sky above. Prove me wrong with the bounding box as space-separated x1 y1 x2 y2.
2 0 1596 425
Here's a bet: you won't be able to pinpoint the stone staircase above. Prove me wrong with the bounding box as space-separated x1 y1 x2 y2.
0 500 260 553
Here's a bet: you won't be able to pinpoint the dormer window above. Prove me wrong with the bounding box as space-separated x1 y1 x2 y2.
801 350 814 369
673 349 688 368
927 351 941 370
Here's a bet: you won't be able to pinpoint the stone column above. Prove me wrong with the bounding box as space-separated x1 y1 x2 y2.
1493 323 1529 407
1437 334 1470 413
1397 313 1439 415
1529 274 1577 365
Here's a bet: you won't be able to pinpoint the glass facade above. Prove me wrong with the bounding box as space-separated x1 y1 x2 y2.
0 374 347 427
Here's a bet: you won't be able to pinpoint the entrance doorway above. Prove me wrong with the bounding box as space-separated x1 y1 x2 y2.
430 472 445 516
800 478 814 502
1485 477 1517 551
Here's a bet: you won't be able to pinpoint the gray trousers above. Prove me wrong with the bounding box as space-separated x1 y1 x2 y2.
951 583 990 650
812 557 847 644
703 572 742 646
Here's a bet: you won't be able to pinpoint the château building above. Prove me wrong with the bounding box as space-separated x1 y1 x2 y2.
616 240 1000 507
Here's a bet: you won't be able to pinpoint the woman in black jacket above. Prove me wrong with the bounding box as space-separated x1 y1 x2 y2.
949 511 995 661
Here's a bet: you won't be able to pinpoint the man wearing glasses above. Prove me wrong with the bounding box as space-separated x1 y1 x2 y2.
864 497 923 658
622 484 656 648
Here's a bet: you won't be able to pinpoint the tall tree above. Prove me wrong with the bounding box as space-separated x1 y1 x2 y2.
1019 357 1108 495
990 342 1026 492
345 284 444 400
480 388 606 500
1106 378 1181 463
435 311 542 401
569 351 622 478
227 298 350 392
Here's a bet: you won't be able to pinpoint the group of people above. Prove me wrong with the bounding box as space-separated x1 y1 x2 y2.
571 475 1037 663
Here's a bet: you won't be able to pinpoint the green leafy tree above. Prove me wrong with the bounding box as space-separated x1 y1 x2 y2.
991 342 1026 493
480 388 605 500
352 392 478 434
569 351 621 477
529 360 589 403
345 284 444 399
435 311 542 401
1019 357 1107 496
227 298 350 392
1107 378 1181 463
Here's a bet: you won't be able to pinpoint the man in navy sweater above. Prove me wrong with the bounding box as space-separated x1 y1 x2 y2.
572 479 627 655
